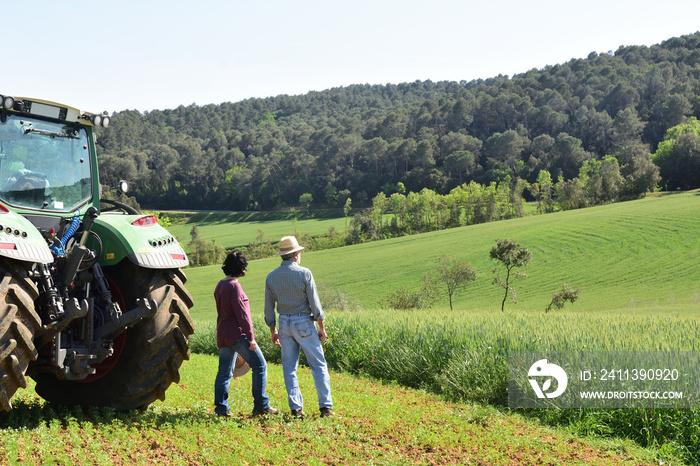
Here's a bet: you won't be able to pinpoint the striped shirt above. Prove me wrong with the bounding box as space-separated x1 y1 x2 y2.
264 260 325 328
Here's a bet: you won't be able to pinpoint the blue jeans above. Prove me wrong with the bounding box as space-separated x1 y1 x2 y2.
214 336 271 414
278 314 332 411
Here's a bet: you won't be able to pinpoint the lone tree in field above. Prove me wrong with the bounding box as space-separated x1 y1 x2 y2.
490 238 532 312
546 284 581 312
424 255 477 310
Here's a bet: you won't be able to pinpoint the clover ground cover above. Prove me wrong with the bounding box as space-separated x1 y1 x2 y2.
0 355 663 465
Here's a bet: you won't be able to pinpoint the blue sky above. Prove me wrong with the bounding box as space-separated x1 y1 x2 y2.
4 0 699 114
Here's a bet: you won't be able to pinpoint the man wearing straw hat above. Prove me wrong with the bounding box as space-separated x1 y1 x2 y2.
265 236 334 419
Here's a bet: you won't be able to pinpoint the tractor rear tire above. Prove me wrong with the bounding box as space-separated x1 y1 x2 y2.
0 259 41 411
33 261 194 410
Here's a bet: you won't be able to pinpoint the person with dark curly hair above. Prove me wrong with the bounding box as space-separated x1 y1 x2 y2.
214 251 279 417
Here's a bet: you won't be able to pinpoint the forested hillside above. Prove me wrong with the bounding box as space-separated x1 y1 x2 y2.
95 32 700 210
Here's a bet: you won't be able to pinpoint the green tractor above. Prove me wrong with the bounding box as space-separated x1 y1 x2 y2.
0 93 194 411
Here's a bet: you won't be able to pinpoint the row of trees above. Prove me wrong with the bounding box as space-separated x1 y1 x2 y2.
96 33 700 211
343 153 655 245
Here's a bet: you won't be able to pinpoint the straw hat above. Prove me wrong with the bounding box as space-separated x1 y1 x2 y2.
276 236 305 256
232 354 250 378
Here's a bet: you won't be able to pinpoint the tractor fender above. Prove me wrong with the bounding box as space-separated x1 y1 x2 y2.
0 210 53 263
90 213 189 269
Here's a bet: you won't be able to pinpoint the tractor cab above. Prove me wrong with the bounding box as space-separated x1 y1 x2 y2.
0 114 92 211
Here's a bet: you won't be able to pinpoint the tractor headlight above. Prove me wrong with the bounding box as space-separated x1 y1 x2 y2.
0 95 14 109
86 112 110 127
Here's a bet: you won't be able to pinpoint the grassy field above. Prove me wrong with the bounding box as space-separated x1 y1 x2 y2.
2 194 696 464
0 354 664 465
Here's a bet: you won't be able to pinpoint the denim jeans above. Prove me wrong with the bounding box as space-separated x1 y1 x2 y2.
214 336 271 414
278 314 332 411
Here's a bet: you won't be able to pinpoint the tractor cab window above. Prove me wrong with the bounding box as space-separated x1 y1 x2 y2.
0 115 92 211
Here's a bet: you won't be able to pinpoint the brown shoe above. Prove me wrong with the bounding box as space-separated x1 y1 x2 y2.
217 412 231 420
319 408 335 418
252 407 280 416
291 409 305 419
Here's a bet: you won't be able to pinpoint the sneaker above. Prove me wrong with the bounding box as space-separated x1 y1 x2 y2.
291 409 305 419
252 407 280 416
216 412 231 419
319 408 335 418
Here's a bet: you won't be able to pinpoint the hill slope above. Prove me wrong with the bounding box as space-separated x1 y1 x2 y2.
184 191 699 321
